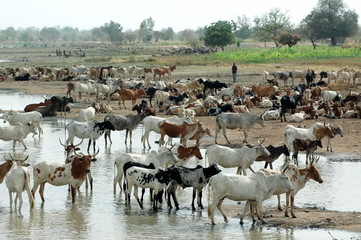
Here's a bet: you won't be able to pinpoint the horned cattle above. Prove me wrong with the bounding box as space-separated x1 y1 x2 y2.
215 112 266 144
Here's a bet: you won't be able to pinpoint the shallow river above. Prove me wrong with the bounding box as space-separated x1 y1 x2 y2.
0 90 360 240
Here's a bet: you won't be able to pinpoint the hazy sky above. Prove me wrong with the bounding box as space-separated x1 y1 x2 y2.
1 0 360 32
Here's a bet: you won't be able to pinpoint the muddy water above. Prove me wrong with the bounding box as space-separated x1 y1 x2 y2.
0 91 360 239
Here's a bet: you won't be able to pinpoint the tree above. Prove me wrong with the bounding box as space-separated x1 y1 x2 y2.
203 20 236 51
101 21 123 45
253 8 292 47
301 0 359 46
276 31 301 47
2 27 17 42
40 27 60 42
91 27 107 41
123 30 138 44
235 15 252 40
139 17 155 42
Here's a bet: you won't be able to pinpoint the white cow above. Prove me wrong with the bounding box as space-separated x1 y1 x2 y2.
289 111 305 123
3 110 43 138
0 123 37 149
205 140 270 175
207 170 293 225
263 108 281 120
215 111 266 144
113 148 178 193
77 106 96 123
5 155 34 212
284 123 334 153
73 82 96 102
321 90 342 103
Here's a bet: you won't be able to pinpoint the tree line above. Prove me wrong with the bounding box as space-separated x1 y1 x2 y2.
0 0 360 50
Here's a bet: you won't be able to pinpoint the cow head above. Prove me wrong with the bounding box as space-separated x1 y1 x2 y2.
59 138 83 157
6 154 30 167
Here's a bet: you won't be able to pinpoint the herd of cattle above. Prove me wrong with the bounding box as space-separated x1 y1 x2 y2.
0 64 358 225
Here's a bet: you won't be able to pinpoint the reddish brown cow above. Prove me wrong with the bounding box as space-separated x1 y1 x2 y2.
188 126 211 145
0 159 14 184
251 85 278 99
24 99 52 112
66 82 74 97
158 121 202 147
118 88 147 109
153 67 170 80
143 67 152 74
177 145 203 161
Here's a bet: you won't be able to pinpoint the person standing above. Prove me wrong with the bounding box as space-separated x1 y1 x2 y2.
232 63 238 83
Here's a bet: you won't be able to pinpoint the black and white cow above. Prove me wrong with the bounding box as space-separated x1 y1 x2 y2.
167 164 221 211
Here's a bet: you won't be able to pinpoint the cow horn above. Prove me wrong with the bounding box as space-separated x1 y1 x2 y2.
281 160 290 173
170 144 176 150
59 138 67 147
4 154 12 161
257 138 265 145
92 148 100 158
23 155 29 161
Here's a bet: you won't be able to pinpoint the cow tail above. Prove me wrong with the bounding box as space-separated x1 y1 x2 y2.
207 176 213 215
23 169 34 209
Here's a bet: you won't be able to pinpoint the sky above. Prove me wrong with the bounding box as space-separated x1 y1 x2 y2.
1 0 361 32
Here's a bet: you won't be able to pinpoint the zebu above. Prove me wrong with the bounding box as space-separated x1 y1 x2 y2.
215 111 266 144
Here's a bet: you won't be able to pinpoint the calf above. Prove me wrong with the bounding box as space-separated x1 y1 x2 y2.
167 164 221 210
292 139 323 165
31 152 98 203
252 144 290 170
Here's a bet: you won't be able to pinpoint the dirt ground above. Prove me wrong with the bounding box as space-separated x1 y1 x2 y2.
1 65 361 233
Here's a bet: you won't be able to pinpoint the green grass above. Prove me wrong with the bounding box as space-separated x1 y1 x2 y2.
209 45 361 63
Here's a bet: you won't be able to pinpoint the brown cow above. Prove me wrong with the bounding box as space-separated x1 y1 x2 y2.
188 126 211 145
153 67 170 80
0 154 30 183
158 121 202 147
251 85 278 99
118 88 147 109
24 99 52 112
177 145 203 162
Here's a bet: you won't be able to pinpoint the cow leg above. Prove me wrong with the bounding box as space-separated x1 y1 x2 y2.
216 198 227 223
125 130 128 144
191 189 197 211
20 140 28 150
71 186 77 203
208 197 219 225
214 126 220 144
221 128 231 144
129 130 133 144
140 188 146 203
284 193 290 217
8 190 13 208
39 183 46 202
198 190 203 209
290 196 297 218
134 186 143 209
277 194 282 211
93 140 96 153
242 130 248 143
87 139 91 153
88 171 93 191
240 200 251 224
256 201 266 224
